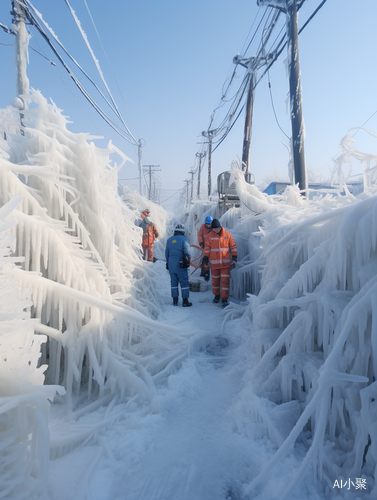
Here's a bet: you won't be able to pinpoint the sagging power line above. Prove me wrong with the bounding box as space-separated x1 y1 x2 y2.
8 0 141 150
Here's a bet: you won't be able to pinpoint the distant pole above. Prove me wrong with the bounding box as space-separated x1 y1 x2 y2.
287 0 307 194
196 152 206 199
202 131 215 197
208 135 212 197
143 164 161 201
184 179 190 208
189 170 194 202
138 139 143 195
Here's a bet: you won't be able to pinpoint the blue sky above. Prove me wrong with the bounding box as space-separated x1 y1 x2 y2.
1 0 376 209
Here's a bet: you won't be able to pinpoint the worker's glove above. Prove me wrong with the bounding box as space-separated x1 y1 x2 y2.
166 262 169 271
179 255 191 268
230 256 237 270
203 256 209 265
199 242 204 248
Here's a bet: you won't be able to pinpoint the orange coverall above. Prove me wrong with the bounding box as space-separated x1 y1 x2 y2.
197 223 211 274
143 223 159 262
204 228 237 299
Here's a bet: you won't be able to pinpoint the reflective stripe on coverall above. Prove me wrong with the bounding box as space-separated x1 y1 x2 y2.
204 228 237 299
142 223 158 262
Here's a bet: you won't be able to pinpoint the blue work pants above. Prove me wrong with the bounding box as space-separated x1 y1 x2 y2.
169 267 190 298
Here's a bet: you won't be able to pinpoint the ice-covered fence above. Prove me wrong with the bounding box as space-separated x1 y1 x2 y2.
0 197 63 499
224 167 377 498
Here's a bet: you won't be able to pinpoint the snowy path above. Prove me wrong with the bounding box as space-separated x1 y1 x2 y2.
47 261 325 500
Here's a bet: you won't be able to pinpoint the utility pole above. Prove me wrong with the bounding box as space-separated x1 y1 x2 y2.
202 130 215 197
257 0 307 194
195 152 206 199
143 164 161 201
287 0 307 194
233 9 279 173
242 72 254 173
13 0 29 100
184 179 190 208
234 55 256 174
138 139 144 195
12 0 29 134
189 169 194 202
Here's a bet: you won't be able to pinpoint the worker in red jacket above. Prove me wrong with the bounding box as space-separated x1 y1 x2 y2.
197 215 212 281
203 218 237 307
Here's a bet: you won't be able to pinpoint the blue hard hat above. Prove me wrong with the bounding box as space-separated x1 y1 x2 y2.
205 216 213 224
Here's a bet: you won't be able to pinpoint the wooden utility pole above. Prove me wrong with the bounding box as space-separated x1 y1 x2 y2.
143 164 161 201
257 0 307 194
242 72 255 172
202 130 215 197
138 139 143 195
195 152 206 199
234 54 258 174
287 0 307 194
234 8 279 173
189 170 194 202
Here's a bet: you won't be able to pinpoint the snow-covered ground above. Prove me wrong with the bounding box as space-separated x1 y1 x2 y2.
46 262 325 500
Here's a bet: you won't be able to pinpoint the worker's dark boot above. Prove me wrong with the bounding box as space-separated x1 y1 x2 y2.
204 271 210 282
182 298 192 307
213 295 220 303
173 297 178 306
222 298 228 307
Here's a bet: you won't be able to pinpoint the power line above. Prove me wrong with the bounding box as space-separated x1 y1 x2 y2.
160 189 182 205
63 0 138 146
22 0 138 146
207 0 329 154
267 68 289 140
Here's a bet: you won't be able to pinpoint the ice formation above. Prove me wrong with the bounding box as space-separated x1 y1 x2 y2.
0 196 64 499
216 155 377 498
1 85 377 498
0 92 204 494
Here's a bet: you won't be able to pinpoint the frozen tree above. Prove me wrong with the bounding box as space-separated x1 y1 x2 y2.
330 129 377 190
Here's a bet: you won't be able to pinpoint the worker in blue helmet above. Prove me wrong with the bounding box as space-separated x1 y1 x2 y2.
197 215 213 281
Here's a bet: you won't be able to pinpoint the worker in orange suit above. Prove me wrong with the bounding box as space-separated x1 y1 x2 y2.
197 215 212 281
203 218 237 307
140 216 159 262
141 208 150 220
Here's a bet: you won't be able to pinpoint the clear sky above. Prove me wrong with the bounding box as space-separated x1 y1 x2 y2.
1 0 376 210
